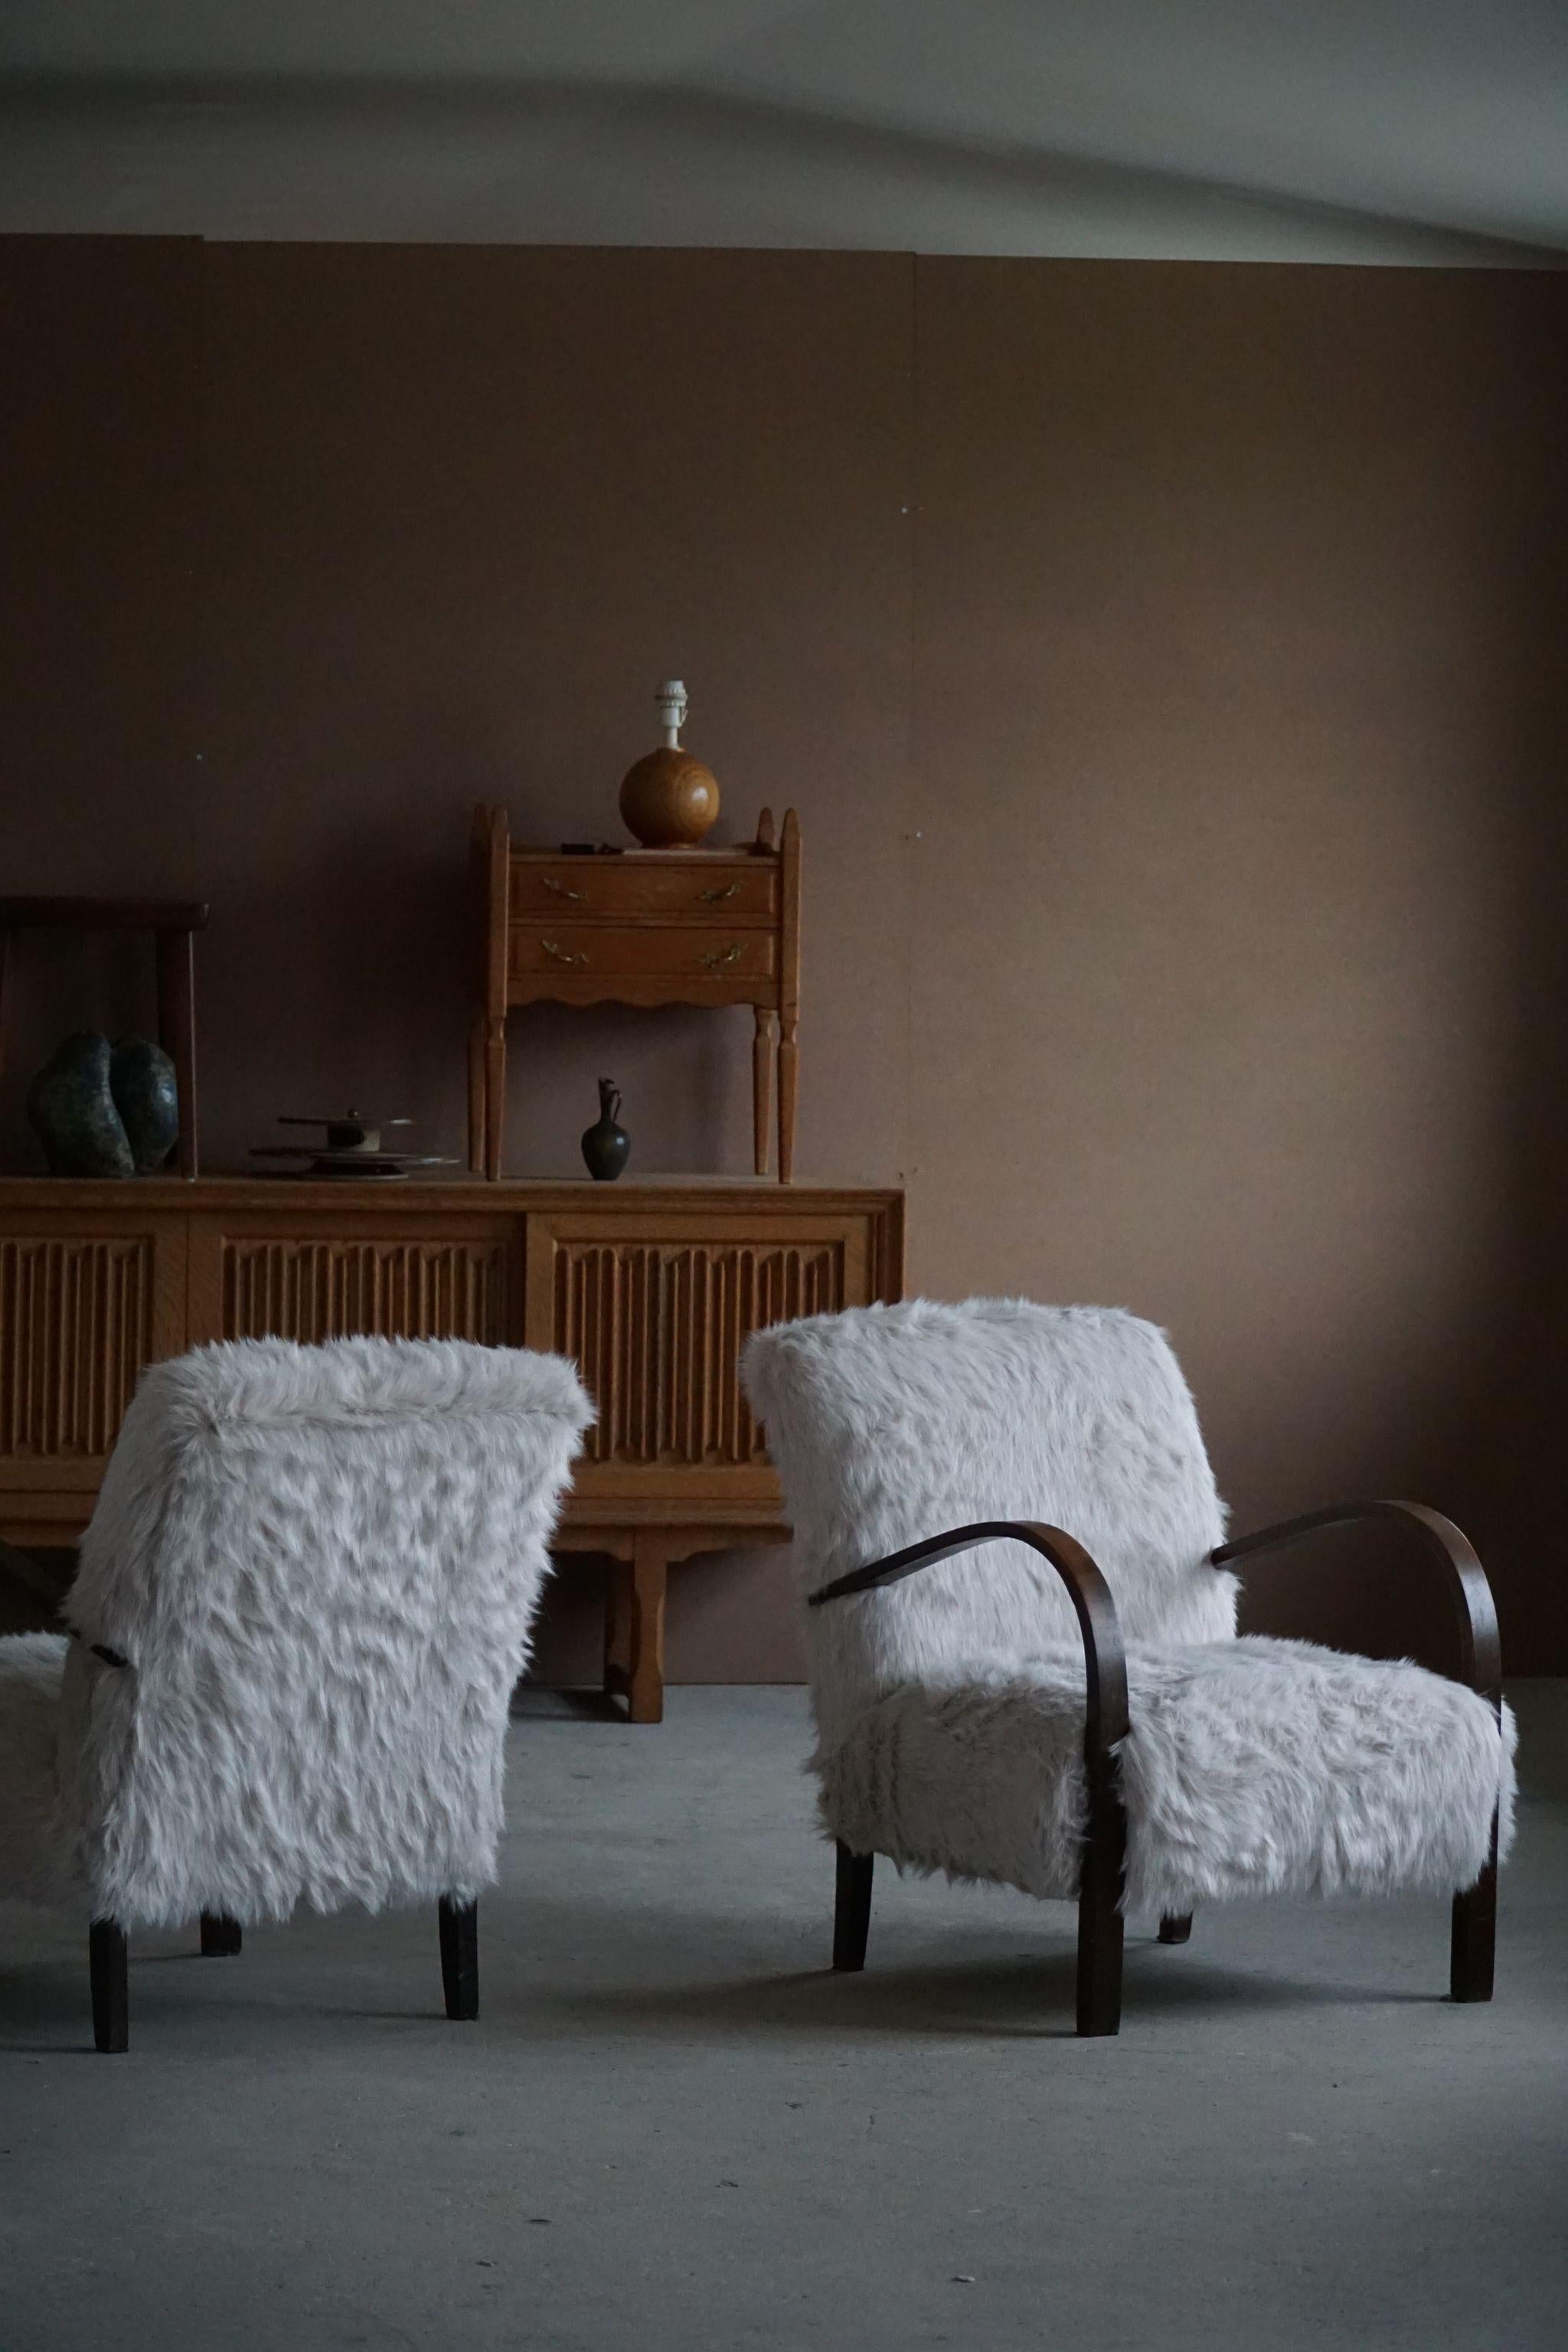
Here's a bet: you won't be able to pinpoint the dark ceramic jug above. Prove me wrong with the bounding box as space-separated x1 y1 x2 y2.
580 1078 631 1181
110 1036 180 1173
27 1031 134 1177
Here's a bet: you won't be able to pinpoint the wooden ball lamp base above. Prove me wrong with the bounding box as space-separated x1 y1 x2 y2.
618 680 720 848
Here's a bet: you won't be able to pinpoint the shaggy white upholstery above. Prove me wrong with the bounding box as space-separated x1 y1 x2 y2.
0 1337 591 1929
0 1634 83 1909
742 1298 1515 1915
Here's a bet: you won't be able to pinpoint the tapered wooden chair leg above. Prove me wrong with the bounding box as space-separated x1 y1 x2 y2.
1076 1892 1124 2037
200 1913 243 1957
1451 1823 1498 2002
439 1896 479 2020
833 1844 874 1972
1075 1756 1126 2036
90 1919 129 2053
1158 1912 1193 1945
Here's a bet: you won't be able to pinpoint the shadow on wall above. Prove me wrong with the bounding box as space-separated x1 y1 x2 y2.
0 716 755 1180
1473 596 1568 1674
3 238 1565 1680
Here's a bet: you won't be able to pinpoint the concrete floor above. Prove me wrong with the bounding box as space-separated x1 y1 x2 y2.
2 1684 1565 2352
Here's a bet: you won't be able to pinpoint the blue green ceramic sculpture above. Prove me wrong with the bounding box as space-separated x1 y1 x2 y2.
110 1036 180 1173
26 1032 134 1178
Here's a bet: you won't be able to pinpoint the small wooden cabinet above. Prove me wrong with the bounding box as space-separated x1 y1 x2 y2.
470 803 802 1184
0 1176 902 1720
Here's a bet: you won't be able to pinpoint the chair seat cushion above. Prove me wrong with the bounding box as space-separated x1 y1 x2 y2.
815 1636 1517 1917
0 1634 86 1909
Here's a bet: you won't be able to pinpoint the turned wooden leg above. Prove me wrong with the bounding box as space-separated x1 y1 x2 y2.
483 1014 506 1181
439 1896 479 2021
776 806 800 1184
603 1554 633 1700
627 1530 668 1724
200 1913 243 1957
154 926 198 1178
467 1012 487 1176
0 923 13 1089
1451 1814 1498 2002
89 1919 129 2053
777 1014 799 1184
1075 1751 1127 2037
833 1844 874 1971
1158 1912 1193 1945
752 1005 776 1176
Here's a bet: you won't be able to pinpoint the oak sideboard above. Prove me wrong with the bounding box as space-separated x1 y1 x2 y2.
0 1176 903 1720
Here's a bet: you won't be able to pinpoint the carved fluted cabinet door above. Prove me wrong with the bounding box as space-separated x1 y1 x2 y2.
185 1203 525 1348
523 1198 900 1524
0 1204 187 1546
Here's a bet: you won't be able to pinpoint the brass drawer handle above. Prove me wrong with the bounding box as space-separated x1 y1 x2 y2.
542 875 586 902
698 942 743 971
541 937 589 965
700 880 742 903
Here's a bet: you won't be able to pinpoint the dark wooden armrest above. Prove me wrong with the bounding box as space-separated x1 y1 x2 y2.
808 1520 1129 1754
812 1520 1133 2033
1212 1501 1501 1710
65 1625 132 1670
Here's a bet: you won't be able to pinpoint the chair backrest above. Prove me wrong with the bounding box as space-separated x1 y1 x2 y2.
743 1299 1235 1743
59 1337 592 1929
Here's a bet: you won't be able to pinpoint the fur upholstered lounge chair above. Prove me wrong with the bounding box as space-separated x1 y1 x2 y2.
0 1336 591 2050
742 1298 1515 2037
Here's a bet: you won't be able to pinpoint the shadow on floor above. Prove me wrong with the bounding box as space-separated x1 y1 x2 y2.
538 1936 1443 2045
0 1922 1449 2057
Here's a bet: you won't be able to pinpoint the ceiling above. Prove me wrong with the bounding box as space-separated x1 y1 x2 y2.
2 1 1565 263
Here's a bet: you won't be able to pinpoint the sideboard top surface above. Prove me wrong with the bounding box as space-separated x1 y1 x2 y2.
0 1175 901 1212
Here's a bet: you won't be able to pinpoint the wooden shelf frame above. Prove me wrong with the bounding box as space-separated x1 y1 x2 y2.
469 805 802 1184
0 896 208 1179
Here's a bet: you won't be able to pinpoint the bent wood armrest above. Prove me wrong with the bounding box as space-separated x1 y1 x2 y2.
60 1620 132 1671
1212 1501 1501 1710
808 1521 1129 1753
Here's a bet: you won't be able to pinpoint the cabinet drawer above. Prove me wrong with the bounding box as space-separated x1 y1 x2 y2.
508 923 777 982
510 858 777 923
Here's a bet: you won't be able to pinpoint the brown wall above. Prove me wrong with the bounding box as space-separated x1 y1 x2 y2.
4 237 1564 1677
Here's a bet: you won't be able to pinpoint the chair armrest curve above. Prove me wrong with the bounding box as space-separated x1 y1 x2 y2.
808 1519 1129 1754
1211 1500 1501 1709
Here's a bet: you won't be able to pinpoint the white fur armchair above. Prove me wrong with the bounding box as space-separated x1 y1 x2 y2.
0 1336 591 2050
742 1298 1515 2037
